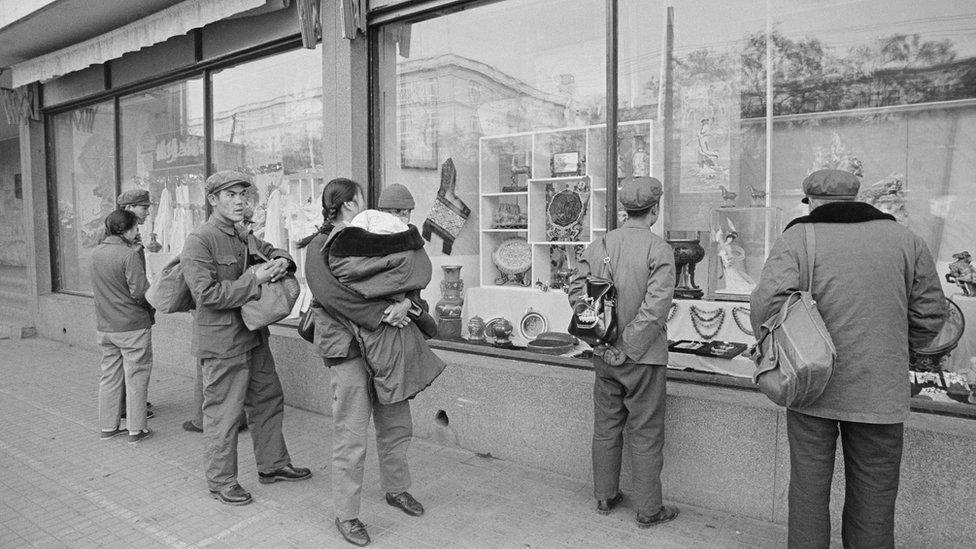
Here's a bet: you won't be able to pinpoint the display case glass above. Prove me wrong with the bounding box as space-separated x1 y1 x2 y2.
706 207 783 301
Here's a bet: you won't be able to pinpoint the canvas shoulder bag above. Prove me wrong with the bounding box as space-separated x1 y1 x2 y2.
568 238 618 347
240 239 301 331
146 256 194 313
751 224 836 408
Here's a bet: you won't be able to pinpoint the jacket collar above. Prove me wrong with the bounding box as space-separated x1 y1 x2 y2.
207 215 239 237
102 235 131 246
329 225 424 257
622 219 653 231
785 201 895 230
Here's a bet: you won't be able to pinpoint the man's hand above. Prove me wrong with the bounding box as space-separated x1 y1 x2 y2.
382 299 413 328
595 344 627 366
253 262 278 285
266 258 290 282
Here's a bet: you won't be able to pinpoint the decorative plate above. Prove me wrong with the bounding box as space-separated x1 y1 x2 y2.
492 237 531 275
519 310 548 340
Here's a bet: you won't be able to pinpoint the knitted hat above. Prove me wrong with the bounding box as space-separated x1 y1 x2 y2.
378 184 415 210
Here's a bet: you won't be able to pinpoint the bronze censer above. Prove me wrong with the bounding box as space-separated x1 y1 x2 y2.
666 230 705 299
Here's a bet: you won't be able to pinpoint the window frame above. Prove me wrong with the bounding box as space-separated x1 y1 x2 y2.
44 35 307 294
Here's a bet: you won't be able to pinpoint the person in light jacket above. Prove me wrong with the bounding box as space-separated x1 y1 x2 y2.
568 176 679 529
751 169 946 549
91 210 155 444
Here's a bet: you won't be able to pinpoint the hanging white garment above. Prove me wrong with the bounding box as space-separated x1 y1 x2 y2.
154 187 173 253
264 188 284 248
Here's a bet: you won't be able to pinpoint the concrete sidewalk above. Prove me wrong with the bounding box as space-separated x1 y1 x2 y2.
0 338 786 548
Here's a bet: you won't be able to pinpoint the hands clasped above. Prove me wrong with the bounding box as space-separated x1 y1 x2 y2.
254 258 290 285
382 299 413 328
594 344 627 366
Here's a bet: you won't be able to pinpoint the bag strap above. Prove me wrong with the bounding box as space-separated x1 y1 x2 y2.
599 236 613 281
803 224 816 292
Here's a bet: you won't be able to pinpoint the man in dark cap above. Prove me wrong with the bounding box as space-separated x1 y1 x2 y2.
752 168 946 547
181 171 312 506
115 189 156 420
568 176 679 528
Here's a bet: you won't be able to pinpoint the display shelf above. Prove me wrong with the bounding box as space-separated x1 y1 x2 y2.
478 119 653 290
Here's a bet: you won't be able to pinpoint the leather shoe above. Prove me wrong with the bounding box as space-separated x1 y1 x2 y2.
596 492 624 515
636 505 679 528
182 420 203 433
335 518 370 546
385 491 424 516
210 483 252 506
258 464 312 484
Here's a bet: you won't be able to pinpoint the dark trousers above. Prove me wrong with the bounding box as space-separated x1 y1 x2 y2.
592 358 667 516
200 342 291 491
787 409 903 549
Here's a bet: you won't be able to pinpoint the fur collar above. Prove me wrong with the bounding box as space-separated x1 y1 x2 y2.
785 201 895 230
329 225 425 257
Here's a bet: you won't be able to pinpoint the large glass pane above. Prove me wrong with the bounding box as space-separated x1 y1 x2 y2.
0 136 28 315
50 101 115 293
120 78 205 276
372 0 606 344
770 0 976 410
211 47 324 319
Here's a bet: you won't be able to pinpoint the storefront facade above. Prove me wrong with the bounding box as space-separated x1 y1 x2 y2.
2 0 976 544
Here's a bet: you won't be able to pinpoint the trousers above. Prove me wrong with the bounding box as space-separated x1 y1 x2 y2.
330 355 413 521
787 409 904 549
97 328 152 433
592 357 667 515
199 342 291 490
191 361 245 430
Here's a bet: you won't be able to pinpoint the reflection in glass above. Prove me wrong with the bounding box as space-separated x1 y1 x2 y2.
120 79 205 264
212 47 324 318
50 101 116 293
372 0 606 344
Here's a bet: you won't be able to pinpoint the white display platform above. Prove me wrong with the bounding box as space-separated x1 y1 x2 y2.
665 298 755 378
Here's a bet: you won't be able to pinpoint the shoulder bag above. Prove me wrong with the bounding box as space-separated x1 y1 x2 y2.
240 242 301 331
146 256 194 313
751 224 836 408
568 238 618 347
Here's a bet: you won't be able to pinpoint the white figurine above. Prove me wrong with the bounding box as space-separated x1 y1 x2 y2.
714 219 755 294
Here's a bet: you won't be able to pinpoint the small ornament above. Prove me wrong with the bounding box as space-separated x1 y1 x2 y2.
434 265 464 339
747 185 766 207
718 185 737 207
489 318 514 347
146 232 162 253
946 251 976 297
466 316 486 341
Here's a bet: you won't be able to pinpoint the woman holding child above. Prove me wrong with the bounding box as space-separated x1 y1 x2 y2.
300 178 443 547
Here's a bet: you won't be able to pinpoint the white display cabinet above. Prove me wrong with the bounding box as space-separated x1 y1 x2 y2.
478 120 652 291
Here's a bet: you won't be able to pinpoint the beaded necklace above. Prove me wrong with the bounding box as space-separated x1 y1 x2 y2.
732 306 753 336
666 303 678 324
690 305 725 340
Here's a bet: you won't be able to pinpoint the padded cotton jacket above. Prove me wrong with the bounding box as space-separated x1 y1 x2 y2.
751 202 946 423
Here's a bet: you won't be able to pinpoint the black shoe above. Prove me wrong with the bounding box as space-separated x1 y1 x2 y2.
146 401 153 410
210 483 252 506
182 420 203 433
121 409 154 420
636 505 679 528
238 421 248 432
128 429 153 444
335 518 370 546
258 464 312 484
596 492 624 515
100 427 126 440
385 491 424 517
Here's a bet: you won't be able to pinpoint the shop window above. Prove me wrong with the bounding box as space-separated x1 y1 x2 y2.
119 78 205 277
372 0 606 346
211 46 324 320
372 0 976 414
49 100 116 293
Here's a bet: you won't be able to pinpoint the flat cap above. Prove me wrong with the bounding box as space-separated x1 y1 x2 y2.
378 183 415 210
802 169 860 204
618 176 663 210
205 170 251 196
116 189 152 207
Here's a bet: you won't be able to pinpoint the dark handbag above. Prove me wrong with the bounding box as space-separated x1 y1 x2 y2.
297 305 315 343
568 243 618 346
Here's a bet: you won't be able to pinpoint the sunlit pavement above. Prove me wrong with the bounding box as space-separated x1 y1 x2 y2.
0 338 787 548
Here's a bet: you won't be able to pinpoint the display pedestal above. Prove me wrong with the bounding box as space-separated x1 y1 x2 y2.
947 294 976 376
666 299 755 378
